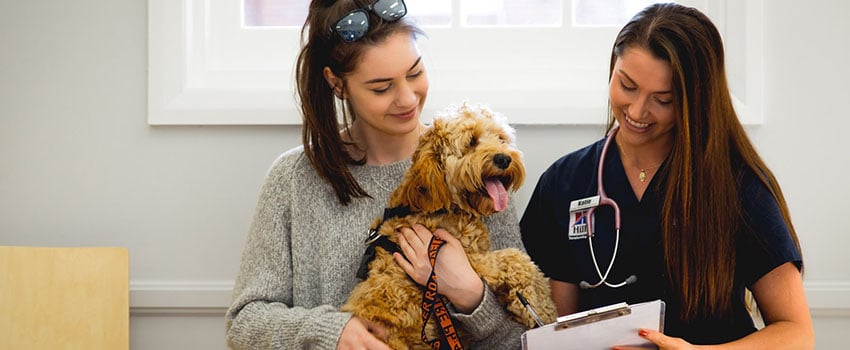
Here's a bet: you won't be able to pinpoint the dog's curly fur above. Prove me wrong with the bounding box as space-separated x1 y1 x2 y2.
341 103 557 349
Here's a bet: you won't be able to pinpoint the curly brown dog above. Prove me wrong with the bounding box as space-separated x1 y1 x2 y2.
341 103 557 349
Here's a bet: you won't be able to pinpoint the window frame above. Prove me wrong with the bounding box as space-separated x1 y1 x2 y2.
147 0 762 125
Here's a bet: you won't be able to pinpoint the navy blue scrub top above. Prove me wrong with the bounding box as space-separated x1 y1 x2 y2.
520 135 802 345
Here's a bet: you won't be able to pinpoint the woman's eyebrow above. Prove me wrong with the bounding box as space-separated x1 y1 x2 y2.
618 69 636 85
619 69 672 94
407 57 422 72
363 57 422 85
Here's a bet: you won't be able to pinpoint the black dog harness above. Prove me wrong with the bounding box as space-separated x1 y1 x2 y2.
354 205 411 279
355 205 448 279
354 205 464 349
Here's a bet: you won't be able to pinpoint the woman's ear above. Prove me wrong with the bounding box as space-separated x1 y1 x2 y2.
322 67 345 99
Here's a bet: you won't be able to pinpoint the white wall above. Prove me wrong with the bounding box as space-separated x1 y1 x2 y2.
0 1 847 349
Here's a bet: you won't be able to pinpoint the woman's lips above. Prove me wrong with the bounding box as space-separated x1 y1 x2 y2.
391 107 417 119
623 112 651 132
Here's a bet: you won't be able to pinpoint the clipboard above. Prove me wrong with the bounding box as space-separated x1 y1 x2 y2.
521 299 665 349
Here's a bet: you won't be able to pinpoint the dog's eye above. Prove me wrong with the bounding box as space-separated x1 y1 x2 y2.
469 136 478 148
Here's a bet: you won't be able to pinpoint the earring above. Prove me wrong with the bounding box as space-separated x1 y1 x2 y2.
333 86 344 100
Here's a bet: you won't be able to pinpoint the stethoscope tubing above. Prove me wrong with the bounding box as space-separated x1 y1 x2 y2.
580 126 635 289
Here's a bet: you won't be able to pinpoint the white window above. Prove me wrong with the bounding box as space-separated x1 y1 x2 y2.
148 0 762 125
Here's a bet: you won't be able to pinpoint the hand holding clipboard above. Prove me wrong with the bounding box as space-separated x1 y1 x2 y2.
521 300 665 349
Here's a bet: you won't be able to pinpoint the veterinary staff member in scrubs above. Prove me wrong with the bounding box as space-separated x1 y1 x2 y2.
520 3 813 348
225 1 528 349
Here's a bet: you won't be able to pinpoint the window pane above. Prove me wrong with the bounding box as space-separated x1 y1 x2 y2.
462 0 562 27
243 0 673 28
243 0 451 28
573 0 668 27
242 0 563 28
407 0 451 26
243 0 308 27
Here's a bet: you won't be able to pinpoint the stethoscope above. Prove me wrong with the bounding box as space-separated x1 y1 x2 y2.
573 126 638 289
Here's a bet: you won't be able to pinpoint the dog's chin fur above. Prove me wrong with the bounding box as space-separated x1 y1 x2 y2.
341 103 557 350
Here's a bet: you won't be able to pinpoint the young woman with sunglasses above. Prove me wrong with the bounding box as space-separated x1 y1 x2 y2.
520 3 813 349
226 1 529 349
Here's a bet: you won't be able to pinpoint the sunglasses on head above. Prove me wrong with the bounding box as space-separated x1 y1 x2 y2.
331 0 407 43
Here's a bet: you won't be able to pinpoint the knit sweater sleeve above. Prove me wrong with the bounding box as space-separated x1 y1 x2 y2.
225 150 351 349
451 200 529 349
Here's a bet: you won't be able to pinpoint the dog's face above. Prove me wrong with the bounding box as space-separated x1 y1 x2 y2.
394 104 525 216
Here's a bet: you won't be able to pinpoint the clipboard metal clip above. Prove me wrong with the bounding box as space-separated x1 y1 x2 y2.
554 302 631 330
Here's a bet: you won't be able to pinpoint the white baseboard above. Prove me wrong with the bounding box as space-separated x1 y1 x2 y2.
128 280 850 316
130 280 232 316
805 281 850 316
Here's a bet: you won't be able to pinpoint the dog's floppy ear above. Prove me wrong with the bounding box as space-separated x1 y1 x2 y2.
392 121 452 213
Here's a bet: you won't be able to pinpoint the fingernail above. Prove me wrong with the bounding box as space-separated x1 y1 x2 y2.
638 329 648 337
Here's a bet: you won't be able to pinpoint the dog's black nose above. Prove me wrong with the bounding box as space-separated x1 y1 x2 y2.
493 153 511 170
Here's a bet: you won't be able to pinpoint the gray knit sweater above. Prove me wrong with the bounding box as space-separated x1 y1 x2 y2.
225 146 529 349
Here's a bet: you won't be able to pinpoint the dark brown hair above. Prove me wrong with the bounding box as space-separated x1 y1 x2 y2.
295 0 424 205
606 3 801 320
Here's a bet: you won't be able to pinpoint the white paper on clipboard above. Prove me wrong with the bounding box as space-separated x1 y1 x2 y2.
521 299 666 350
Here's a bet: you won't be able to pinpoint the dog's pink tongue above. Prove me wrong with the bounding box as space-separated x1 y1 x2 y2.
485 178 508 212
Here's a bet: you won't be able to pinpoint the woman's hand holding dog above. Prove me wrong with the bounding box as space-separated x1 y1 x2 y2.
394 224 485 314
337 316 391 350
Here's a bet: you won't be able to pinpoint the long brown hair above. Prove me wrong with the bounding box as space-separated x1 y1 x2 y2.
606 3 801 320
295 0 424 205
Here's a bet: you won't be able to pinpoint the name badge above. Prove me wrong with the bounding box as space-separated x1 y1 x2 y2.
568 196 598 240
569 196 600 212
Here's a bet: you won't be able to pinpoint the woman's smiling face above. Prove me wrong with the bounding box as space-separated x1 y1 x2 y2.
609 46 676 147
341 31 429 138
